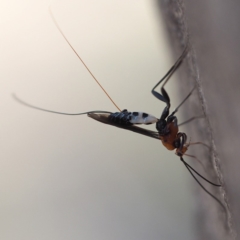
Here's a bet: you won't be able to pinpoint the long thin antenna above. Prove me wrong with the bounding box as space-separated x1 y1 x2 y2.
13 94 112 116
48 2 121 112
180 157 221 187
182 160 225 211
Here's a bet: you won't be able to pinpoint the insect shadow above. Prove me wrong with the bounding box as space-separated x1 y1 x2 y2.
13 4 224 210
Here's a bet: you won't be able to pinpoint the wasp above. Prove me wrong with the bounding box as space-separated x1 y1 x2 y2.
13 4 223 208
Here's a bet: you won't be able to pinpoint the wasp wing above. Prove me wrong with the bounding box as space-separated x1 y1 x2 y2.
88 112 159 140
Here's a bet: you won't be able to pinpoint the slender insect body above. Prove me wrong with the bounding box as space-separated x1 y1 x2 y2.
108 108 188 155
109 109 158 125
108 109 187 156
13 4 225 209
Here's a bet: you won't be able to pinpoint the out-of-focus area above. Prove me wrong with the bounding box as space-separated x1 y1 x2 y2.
160 1 240 239
0 1 196 239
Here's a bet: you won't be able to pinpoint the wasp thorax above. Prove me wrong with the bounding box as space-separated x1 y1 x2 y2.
156 119 168 135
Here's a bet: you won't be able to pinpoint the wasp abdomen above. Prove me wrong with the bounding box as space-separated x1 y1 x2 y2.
109 109 158 125
108 109 132 125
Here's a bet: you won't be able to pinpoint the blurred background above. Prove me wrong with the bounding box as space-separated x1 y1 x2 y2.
0 1 198 240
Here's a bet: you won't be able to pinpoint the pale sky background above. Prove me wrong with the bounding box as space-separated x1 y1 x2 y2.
0 1 196 239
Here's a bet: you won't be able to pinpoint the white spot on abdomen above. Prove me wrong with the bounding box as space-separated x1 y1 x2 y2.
130 112 158 124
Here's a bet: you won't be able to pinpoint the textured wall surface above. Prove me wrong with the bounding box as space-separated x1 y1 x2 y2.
159 0 239 239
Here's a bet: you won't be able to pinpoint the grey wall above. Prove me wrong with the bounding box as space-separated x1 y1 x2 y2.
159 1 240 239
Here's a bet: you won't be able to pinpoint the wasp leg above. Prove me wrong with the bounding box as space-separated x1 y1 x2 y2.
178 115 204 126
170 85 196 116
166 115 178 125
151 44 188 107
188 141 211 149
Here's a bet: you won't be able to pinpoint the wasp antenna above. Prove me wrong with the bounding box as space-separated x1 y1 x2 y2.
184 153 207 173
182 160 226 211
180 157 221 187
48 2 121 111
12 94 112 116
